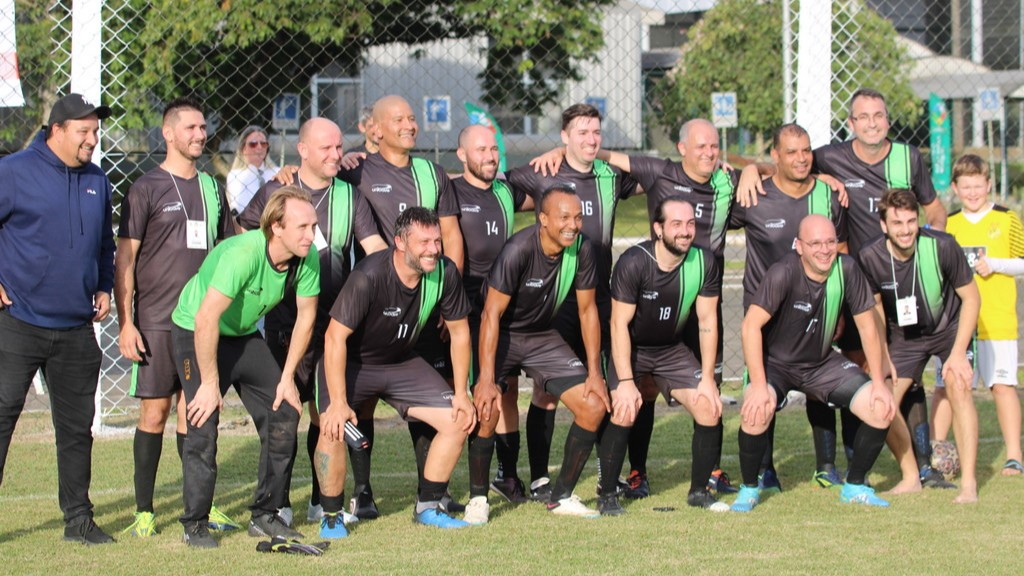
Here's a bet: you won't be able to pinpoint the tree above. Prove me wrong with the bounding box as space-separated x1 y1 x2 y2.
652 0 919 154
7 0 614 157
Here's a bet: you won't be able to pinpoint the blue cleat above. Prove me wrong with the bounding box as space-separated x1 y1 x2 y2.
758 468 782 494
840 483 889 507
413 507 470 529
730 485 761 513
319 512 349 539
813 465 845 488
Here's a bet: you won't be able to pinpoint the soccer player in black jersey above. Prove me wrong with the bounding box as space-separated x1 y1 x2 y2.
474 186 610 518
857 189 980 503
733 215 896 511
451 126 534 518
315 208 476 533
606 197 726 512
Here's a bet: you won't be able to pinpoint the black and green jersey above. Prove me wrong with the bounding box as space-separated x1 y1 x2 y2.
609 240 721 348
812 139 937 254
329 248 470 365
751 253 874 364
238 177 380 331
857 228 974 339
338 153 460 243
629 156 738 259
453 176 528 303
729 177 845 308
484 223 598 333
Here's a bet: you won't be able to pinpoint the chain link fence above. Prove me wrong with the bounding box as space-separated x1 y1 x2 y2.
5 0 1023 424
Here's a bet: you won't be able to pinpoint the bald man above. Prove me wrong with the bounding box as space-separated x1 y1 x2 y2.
732 215 896 511
238 117 386 525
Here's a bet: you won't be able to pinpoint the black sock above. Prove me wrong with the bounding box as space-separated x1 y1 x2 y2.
176 431 186 460
133 429 163 513
307 423 321 506
901 385 931 470
494 432 521 480
628 401 655 475
846 423 889 485
551 423 597 501
739 427 769 487
526 404 556 482
597 422 630 496
468 434 496 498
690 422 722 494
713 418 725 469
806 400 837 470
417 478 449 511
319 493 345 515
840 408 861 466
408 420 436 482
349 420 373 494
759 418 776 472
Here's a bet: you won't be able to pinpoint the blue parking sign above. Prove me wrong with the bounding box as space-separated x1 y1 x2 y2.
424 96 451 131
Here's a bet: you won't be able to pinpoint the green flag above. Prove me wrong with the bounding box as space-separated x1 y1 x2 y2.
928 93 951 193
464 102 507 172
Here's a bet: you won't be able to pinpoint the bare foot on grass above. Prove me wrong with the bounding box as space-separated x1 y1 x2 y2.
885 478 922 495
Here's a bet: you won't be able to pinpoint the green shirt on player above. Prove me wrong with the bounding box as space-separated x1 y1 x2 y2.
171 230 320 336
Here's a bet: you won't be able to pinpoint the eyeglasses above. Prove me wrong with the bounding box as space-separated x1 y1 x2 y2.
851 112 887 124
800 238 838 250
246 140 269 148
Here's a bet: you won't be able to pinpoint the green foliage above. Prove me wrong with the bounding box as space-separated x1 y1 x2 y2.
652 0 919 148
8 0 612 145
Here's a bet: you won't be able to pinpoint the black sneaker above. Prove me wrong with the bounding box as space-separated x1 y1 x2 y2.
529 477 553 502
490 476 528 504
248 512 304 539
63 517 114 546
597 493 626 516
349 489 380 520
686 489 730 512
440 491 465 514
920 466 957 490
622 470 650 499
707 468 739 495
182 521 218 549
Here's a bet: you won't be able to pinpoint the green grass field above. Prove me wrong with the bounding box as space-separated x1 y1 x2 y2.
3 384 1022 575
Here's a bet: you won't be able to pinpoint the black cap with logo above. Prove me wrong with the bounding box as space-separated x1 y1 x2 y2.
46 93 112 126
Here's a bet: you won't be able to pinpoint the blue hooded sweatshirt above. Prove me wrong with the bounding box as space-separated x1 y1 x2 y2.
0 130 115 329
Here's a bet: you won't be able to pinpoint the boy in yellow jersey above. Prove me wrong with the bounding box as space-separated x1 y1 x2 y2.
934 154 1023 476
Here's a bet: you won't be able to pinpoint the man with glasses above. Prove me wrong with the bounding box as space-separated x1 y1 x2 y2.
732 215 896 512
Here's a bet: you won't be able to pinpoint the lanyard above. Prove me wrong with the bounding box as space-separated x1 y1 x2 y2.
888 243 917 300
166 168 207 223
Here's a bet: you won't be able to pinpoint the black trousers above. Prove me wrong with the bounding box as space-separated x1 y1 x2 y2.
171 325 299 525
0 310 101 523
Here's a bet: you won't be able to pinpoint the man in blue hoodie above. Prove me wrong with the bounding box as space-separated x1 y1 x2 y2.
0 93 116 545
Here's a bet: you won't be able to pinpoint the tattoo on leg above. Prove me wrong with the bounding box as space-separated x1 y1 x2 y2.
315 449 330 478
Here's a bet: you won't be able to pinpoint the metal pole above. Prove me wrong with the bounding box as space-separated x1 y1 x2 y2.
782 0 793 124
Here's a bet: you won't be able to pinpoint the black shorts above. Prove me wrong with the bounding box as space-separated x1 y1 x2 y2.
170 325 282 398
413 312 453 379
681 297 724 385
889 327 959 383
316 356 453 420
494 329 588 398
552 297 611 376
607 342 702 403
129 329 181 399
266 326 323 403
765 351 869 409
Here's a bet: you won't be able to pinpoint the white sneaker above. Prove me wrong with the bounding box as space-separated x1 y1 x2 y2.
463 496 490 525
341 511 359 526
306 502 323 523
277 506 294 527
547 494 599 518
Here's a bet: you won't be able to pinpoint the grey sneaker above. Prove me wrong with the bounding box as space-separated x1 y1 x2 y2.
63 517 115 546
182 521 217 549
248 512 304 539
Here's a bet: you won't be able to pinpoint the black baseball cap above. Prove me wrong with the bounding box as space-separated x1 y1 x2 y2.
46 93 112 126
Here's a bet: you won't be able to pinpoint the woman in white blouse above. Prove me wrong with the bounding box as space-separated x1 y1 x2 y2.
226 125 279 214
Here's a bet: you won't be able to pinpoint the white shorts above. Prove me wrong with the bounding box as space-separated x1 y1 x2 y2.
935 340 1018 389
